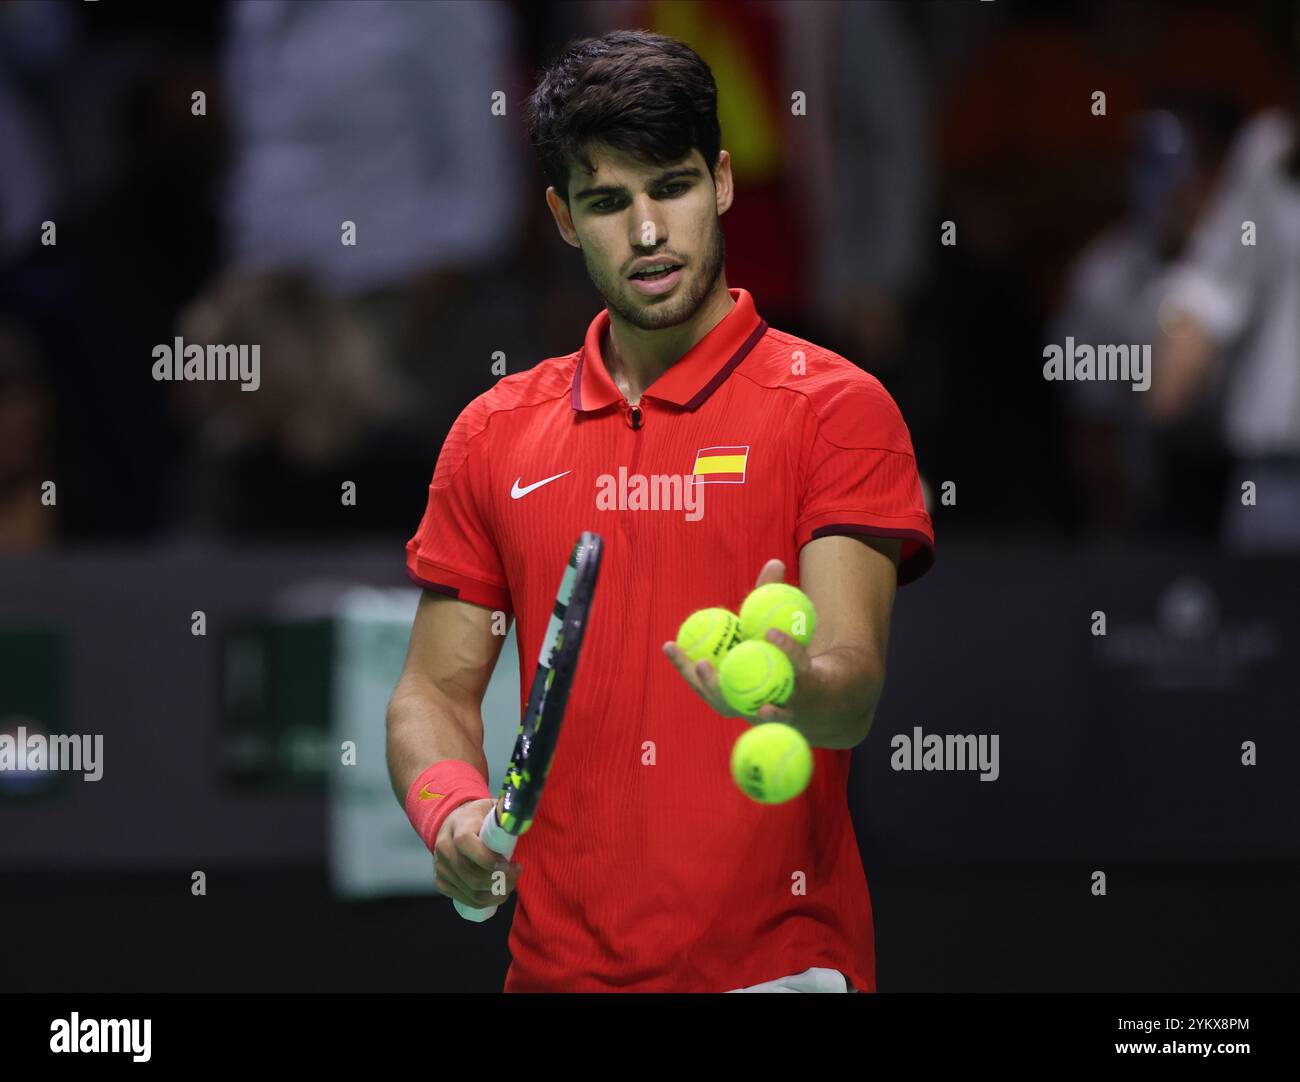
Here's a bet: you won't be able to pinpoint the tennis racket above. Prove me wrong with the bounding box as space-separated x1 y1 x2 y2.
454 531 604 922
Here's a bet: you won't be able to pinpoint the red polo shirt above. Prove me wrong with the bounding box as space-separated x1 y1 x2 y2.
405 287 933 992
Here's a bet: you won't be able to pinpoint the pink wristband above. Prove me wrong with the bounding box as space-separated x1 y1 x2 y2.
405 760 493 853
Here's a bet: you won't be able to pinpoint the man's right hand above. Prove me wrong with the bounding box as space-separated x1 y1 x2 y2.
433 797 522 909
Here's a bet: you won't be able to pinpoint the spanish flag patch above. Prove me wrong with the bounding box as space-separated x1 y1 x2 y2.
692 445 749 484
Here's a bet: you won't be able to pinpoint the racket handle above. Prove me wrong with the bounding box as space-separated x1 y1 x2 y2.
452 806 519 922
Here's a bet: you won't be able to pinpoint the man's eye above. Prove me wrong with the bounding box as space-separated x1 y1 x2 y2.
592 198 621 212
660 183 689 197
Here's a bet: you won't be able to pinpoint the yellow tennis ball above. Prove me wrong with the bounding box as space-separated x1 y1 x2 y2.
716 639 794 716
731 723 813 804
675 607 742 664
739 583 817 646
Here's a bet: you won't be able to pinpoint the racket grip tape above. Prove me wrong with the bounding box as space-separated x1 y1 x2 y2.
452 806 519 922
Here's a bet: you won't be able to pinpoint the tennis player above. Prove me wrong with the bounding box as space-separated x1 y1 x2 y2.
387 30 934 993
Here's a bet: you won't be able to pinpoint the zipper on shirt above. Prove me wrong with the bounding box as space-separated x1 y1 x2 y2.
619 399 645 543
623 403 645 473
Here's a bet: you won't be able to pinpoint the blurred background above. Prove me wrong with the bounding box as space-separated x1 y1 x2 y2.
1 0 1298 991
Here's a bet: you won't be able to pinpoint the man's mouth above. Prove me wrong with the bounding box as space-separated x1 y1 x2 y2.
629 262 683 280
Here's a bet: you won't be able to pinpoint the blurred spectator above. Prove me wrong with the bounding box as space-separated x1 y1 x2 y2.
222 0 522 294
1053 99 1239 536
0 0 225 541
175 269 431 537
920 0 1283 534
214 0 530 432
1151 99 1300 550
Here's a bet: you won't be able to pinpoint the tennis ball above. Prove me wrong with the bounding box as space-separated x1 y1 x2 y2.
676 607 742 664
716 639 794 716
731 723 813 804
739 583 817 646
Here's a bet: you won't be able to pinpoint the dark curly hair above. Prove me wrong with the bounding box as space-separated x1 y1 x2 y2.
525 29 721 205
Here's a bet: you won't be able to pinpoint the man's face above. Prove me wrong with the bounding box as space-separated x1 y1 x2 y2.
548 144 732 330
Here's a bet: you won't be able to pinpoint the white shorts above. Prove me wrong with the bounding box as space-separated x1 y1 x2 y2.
727 966 858 993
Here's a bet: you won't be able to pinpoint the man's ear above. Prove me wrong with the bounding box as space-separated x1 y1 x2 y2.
545 187 580 248
713 149 735 216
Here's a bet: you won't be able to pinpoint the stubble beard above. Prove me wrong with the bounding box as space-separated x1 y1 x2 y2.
584 216 726 331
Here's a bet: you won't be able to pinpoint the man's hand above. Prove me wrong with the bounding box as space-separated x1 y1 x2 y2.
432 798 522 909
661 536 899 749
661 558 811 723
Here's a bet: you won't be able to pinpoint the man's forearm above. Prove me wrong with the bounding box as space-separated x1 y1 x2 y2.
385 673 488 803
787 644 884 750
1150 311 1216 422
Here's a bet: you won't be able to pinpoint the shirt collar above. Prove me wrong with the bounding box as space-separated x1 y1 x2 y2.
571 288 768 413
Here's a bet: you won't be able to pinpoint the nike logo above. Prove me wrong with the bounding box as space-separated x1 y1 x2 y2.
418 786 444 801
511 471 571 499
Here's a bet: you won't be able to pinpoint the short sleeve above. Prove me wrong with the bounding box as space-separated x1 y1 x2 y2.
404 399 512 612
795 378 935 585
